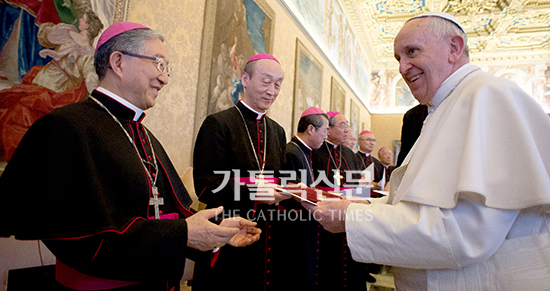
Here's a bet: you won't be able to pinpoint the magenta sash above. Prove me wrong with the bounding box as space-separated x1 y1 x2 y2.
148 212 179 220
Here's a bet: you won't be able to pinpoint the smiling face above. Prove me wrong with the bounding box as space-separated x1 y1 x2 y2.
241 59 284 112
122 38 169 110
393 18 455 105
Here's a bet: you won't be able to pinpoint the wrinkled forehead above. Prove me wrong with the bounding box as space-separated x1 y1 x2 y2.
143 38 168 60
360 133 374 139
394 19 435 60
395 18 428 43
253 59 283 77
333 114 348 125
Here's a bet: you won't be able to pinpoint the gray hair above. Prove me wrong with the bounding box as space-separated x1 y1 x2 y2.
243 60 258 78
297 113 329 133
329 115 339 127
94 28 164 80
422 16 469 57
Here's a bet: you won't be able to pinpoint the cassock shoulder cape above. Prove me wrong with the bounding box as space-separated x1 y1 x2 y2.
1 91 193 239
283 136 314 186
346 64 550 291
192 102 289 291
0 91 195 287
393 65 550 209
193 101 286 212
311 142 361 188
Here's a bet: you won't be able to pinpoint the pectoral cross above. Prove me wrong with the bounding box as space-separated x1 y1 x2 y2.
149 186 164 219
255 173 266 185
334 172 343 187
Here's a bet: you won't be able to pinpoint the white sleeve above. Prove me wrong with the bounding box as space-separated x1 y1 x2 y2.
367 196 388 204
345 197 519 269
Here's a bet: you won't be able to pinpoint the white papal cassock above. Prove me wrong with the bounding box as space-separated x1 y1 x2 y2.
345 63 550 291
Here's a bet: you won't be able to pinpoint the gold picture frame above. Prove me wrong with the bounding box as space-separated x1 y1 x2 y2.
193 0 276 140
292 38 323 135
330 76 346 115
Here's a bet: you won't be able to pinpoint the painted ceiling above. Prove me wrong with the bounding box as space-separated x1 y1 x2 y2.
341 0 550 69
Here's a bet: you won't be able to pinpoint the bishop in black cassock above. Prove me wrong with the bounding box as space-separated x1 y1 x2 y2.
310 111 371 291
1 22 260 291
280 107 329 290
0 89 195 290
378 147 396 186
356 130 384 190
356 151 384 182
192 54 289 291
312 140 362 188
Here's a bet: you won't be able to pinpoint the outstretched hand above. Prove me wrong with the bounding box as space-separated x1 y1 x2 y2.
186 207 240 251
220 217 262 247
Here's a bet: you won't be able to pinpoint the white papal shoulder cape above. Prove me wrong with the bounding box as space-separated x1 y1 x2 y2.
346 64 550 291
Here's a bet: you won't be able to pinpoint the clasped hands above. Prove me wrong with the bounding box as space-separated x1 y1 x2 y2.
187 206 261 251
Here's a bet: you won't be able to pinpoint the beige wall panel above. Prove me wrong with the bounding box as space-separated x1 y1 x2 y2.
125 0 371 173
370 114 403 159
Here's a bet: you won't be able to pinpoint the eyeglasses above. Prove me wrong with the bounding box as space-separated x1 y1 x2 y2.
332 123 349 130
359 138 377 142
119 51 173 78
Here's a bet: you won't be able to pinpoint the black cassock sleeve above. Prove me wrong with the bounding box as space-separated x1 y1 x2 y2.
43 218 191 282
2 103 195 284
193 111 287 216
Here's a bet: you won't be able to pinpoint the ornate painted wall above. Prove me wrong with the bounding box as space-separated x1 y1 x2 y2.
125 0 205 175
125 0 372 174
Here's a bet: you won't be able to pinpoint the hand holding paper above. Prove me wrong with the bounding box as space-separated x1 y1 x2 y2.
301 199 351 233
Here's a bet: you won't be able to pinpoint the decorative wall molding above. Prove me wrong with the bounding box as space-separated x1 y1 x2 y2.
342 0 550 69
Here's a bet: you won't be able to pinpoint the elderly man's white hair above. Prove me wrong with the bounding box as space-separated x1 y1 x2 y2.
407 11 465 33
407 11 469 57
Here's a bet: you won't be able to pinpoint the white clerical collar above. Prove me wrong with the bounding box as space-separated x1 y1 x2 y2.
240 100 266 120
326 140 338 148
96 87 144 121
427 63 478 114
358 150 370 156
294 135 312 151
